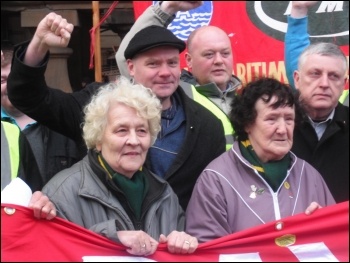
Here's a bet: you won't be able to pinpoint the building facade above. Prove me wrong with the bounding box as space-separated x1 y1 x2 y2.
1 1 134 92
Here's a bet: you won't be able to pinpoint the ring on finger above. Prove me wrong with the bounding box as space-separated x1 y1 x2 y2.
184 240 190 245
141 243 146 249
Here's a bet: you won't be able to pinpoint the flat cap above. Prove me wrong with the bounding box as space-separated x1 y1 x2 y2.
124 25 186 59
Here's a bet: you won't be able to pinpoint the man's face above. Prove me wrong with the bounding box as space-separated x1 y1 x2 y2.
294 54 347 119
186 27 233 91
127 46 181 105
1 63 16 113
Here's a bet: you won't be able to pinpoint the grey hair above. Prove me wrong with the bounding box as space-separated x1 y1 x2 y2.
82 76 162 150
298 42 348 74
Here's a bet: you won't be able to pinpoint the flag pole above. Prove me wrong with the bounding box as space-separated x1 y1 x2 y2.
92 1 102 82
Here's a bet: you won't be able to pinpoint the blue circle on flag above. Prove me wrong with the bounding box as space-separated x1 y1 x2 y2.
153 1 213 41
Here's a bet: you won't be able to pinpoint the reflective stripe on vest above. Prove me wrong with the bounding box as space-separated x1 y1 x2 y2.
2 122 21 180
181 82 234 150
339 89 349 106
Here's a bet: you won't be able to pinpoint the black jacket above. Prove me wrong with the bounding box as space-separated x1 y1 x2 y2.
8 44 226 210
292 103 349 203
2 116 84 185
1 121 43 192
24 124 85 184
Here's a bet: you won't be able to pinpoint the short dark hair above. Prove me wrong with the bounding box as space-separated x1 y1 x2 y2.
229 77 300 141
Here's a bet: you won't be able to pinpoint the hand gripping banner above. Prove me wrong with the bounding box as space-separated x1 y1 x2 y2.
1 201 348 262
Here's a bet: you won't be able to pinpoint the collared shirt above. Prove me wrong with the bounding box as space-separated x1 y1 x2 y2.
1 108 44 178
308 109 334 140
148 94 186 179
1 108 36 130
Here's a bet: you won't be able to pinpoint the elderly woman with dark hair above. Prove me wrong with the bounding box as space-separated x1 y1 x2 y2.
185 77 335 243
42 77 198 256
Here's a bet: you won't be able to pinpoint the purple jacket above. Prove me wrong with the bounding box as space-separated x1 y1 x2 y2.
186 141 336 243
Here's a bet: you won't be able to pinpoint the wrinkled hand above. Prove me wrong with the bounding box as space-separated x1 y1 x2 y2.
28 191 56 220
161 1 203 15
159 231 198 254
305 201 322 215
117 230 158 256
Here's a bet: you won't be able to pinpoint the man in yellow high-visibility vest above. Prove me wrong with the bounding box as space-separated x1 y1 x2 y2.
1 121 42 191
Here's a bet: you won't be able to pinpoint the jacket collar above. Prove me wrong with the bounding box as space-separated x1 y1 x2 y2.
84 150 168 213
180 68 242 98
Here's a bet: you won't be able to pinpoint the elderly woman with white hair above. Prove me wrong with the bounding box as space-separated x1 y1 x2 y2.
42 77 198 256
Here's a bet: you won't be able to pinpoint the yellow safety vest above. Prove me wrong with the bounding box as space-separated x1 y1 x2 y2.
2 121 21 180
181 82 234 150
339 89 349 106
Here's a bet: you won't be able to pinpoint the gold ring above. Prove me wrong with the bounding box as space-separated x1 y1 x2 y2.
184 240 190 245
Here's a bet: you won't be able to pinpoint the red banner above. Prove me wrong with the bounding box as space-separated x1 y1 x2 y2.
1 201 348 262
133 1 349 88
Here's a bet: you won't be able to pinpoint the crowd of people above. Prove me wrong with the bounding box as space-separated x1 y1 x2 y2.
2 0 348 258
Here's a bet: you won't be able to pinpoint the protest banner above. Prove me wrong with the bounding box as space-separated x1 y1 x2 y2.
2 201 348 262
134 1 349 88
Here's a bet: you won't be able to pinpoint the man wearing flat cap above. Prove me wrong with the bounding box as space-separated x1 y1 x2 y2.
7 11 225 211
124 25 186 60
116 1 237 152
118 23 226 211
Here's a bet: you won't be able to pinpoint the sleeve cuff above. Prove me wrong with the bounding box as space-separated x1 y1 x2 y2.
152 2 176 27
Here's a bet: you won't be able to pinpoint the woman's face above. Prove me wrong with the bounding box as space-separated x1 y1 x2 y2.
96 103 152 178
245 96 295 163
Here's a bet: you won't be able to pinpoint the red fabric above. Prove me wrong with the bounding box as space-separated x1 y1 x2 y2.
89 1 119 69
1 201 348 262
134 1 349 89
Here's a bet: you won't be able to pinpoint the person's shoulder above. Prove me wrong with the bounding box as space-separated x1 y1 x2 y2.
1 120 20 133
194 101 223 123
206 150 231 167
176 86 224 128
180 89 218 117
145 167 167 184
71 81 105 104
80 81 105 94
197 151 235 182
42 127 83 154
290 153 321 175
85 81 105 89
44 160 82 189
191 101 223 128
336 102 349 112
180 69 197 85
334 103 349 122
